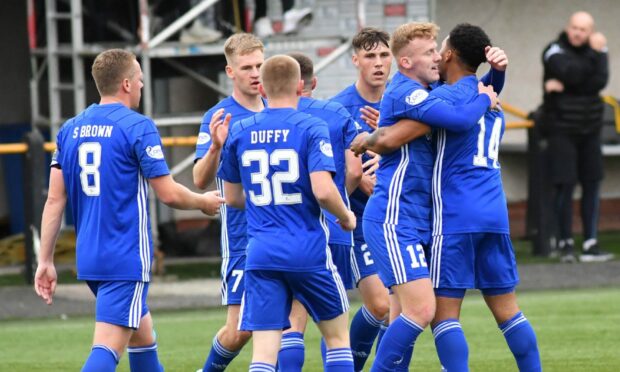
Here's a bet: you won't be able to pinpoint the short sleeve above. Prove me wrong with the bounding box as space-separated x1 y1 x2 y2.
307 119 336 174
132 119 170 179
195 110 214 160
50 128 63 168
342 114 359 149
217 132 241 183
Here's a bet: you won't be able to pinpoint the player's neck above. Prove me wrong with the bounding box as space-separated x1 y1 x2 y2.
99 95 129 107
446 66 475 84
232 90 264 112
355 80 383 103
398 68 430 88
301 90 312 98
267 96 300 109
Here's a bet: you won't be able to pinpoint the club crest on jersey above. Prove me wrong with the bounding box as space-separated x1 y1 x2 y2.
146 145 164 159
320 140 334 157
197 132 211 145
405 89 429 106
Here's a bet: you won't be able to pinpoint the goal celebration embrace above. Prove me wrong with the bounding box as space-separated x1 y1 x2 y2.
27 3 619 371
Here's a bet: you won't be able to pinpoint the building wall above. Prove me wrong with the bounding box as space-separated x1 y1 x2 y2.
437 0 620 201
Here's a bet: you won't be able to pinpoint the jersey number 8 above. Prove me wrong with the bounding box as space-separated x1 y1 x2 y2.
241 149 301 206
78 142 101 196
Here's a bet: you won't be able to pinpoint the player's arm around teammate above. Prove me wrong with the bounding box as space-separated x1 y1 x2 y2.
351 43 508 156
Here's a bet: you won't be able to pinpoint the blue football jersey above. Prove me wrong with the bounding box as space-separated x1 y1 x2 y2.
52 103 170 282
195 96 264 258
363 71 491 230
331 84 377 218
298 97 358 246
218 108 336 272
430 76 509 235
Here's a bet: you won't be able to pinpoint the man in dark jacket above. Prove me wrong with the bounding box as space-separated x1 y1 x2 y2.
542 11 613 262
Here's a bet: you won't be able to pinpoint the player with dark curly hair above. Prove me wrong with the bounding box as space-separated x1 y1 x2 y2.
427 23 542 372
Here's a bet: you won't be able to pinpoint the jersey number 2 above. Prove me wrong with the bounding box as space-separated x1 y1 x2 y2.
241 149 301 206
473 116 502 169
78 142 101 196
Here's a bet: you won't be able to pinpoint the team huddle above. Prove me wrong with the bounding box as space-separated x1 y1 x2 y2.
34 20 542 372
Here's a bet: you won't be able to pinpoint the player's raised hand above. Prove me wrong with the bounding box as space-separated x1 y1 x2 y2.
209 108 232 150
360 106 380 130
201 190 226 216
363 150 381 175
478 82 499 109
34 263 57 305
589 32 607 52
485 46 508 71
350 132 370 156
337 210 357 231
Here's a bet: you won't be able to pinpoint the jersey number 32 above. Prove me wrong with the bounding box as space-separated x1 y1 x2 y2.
242 149 301 206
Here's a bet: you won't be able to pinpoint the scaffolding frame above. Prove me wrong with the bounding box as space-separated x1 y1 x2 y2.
28 0 357 133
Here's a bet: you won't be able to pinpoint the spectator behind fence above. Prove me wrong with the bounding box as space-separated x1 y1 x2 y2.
541 11 613 263
253 0 313 38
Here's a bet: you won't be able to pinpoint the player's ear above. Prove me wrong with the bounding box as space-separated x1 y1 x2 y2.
311 76 317 91
445 49 453 62
399 56 412 69
258 83 267 99
352 53 359 67
296 80 304 96
121 78 131 94
225 65 234 79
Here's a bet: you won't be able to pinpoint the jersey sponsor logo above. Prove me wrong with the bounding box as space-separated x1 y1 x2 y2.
197 132 211 145
405 89 429 106
320 140 334 157
146 145 164 159
354 120 363 131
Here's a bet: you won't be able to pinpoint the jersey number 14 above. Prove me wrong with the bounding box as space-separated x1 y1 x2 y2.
473 116 502 169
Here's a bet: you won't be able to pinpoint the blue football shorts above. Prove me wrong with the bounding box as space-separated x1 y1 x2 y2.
351 215 379 285
220 254 246 306
362 220 431 288
86 280 149 329
429 233 519 298
239 267 350 331
329 243 354 290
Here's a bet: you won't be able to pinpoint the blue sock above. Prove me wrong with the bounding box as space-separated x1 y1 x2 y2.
202 336 240 372
350 306 383 371
320 338 327 370
278 332 305 372
249 362 276 372
325 348 354 372
393 342 413 372
82 345 119 372
432 319 469 372
371 314 424 372
128 342 164 371
375 322 387 355
499 312 542 372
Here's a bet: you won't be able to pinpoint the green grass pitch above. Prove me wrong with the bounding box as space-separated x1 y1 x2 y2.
1 287 619 371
